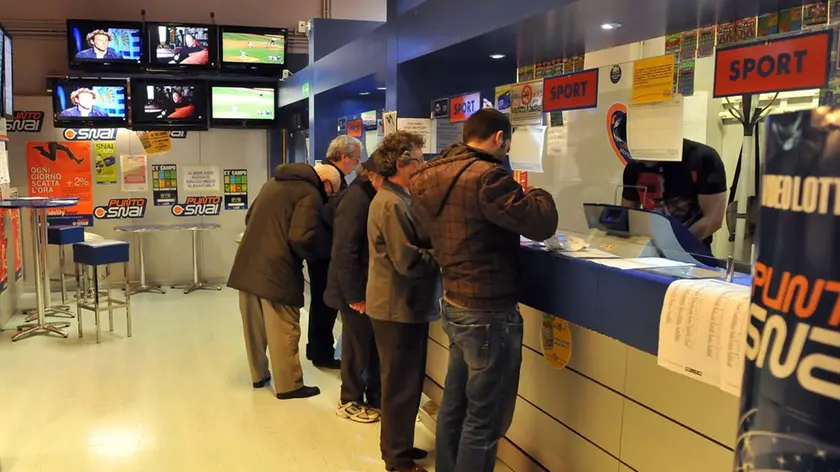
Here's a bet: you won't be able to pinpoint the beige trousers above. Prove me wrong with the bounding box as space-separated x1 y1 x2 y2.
238 291 304 394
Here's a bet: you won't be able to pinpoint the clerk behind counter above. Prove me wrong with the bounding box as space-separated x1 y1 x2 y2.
621 138 727 251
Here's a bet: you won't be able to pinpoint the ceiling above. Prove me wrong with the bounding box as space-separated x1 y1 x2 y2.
407 0 808 68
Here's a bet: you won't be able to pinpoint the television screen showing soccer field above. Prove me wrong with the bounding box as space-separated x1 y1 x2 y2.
211 87 275 120
222 32 285 65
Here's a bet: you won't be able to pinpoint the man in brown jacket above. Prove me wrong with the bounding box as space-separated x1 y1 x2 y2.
411 109 558 472
228 163 335 400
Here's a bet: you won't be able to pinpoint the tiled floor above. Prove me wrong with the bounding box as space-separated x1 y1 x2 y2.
0 289 512 472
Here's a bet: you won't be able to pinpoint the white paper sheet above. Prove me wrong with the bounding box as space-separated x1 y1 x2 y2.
682 91 708 144
182 165 220 192
560 248 619 259
627 96 684 162
397 118 432 154
624 257 695 268
0 149 10 184
588 258 672 270
434 120 463 154
383 111 397 136
509 125 546 172
657 279 750 396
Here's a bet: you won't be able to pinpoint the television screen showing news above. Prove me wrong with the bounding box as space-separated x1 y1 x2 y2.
221 30 285 65
212 87 275 120
68 21 142 63
136 83 204 121
151 25 212 66
54 82 127 119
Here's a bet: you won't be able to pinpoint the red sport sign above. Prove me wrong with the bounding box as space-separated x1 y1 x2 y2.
449 92 480 123
713 30 833 98
543 68 600 112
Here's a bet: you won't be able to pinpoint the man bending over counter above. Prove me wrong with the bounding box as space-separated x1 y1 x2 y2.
621 138 727 250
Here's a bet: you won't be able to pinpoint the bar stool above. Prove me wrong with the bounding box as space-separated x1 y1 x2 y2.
76 232 108 303
73 240 132 344
48 225 84 307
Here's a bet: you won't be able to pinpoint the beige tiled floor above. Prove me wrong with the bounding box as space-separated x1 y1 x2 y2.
0 289 512 472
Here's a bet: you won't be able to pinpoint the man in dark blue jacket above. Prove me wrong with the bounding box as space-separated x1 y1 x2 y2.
324 157 383 423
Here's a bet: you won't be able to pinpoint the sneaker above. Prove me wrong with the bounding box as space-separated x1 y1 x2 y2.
336 401 381 423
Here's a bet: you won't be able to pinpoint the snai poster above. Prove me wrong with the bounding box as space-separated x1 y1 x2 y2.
94 141 118 184
26 141 93 226
224 169 249 210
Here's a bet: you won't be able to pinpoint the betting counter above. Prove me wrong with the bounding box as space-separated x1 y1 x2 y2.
422 204 748 472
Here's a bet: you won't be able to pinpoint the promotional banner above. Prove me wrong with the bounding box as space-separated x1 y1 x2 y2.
63 129 118 141
541 315 572 370
120 154 149 192
510 80 544 126
151 164 178 206
183 165 220 192
93 198 148 220
223 169 249 210
449 92 481 123
171 196 222 217
543 69 599 112
135 130 172 154
5 111 45 133
735 108 840 471
26 141 93 226
431 97 450 119
11 208 22 280
632 54 675 104
94 141 118 184
495 85 511 113
361 110 377 131
347 119 363 137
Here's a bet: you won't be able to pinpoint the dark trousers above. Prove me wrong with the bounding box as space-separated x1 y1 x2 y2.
435 302 523 472
371 319 429 469
340 307 381 408
306 259 338 362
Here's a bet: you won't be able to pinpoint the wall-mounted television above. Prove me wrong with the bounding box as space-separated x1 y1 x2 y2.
210 84 276 128
66 19 143 69
219 25 287 73
52 79 128 128
148 23 217 70
131 79 207 130
3 26 12 118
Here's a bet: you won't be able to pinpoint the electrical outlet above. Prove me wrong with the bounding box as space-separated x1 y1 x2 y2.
298 21 307 33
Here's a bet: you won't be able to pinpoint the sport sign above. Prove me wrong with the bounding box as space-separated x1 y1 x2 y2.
449 92 480 123
713 30 833 98
543 68 599 112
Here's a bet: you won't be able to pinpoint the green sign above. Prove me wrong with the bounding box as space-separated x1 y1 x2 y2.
302 82 310 98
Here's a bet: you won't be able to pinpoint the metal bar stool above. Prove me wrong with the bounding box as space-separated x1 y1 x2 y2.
73 240 132 344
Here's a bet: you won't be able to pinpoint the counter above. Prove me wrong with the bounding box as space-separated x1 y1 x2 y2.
423 245 747 472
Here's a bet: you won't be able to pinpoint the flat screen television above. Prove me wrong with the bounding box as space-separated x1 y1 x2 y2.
148 23 217 70
52 79 128 128
131 79 207 130
66 19 143 69
210 84 276 128
219 25 287 73
3 26 12 118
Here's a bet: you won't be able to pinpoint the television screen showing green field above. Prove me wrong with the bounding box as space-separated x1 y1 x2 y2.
212 87 275 120
222 32 285 64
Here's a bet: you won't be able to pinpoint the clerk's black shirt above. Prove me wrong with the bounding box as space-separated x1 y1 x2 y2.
622 139 726 247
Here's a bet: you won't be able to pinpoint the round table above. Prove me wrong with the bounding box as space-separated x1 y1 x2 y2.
168 223 222 294
114 224 169 295
0 198 79 341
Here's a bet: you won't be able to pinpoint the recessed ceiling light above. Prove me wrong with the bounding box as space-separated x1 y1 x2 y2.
359 92 370 95
377 87 386 91
601 22 621 30
490 54 506 59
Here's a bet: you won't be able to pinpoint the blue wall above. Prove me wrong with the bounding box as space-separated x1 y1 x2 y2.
309 18 385 62
312 93 384 163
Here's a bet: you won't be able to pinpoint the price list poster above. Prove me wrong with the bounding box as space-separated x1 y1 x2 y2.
26 141 93 226
223 169 248 210
151 164 178 206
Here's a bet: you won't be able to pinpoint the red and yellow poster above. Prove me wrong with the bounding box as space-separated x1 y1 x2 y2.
26 141 93 226
10 209 22 280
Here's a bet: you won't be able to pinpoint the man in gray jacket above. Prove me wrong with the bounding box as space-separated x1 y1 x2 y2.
367 131 440 472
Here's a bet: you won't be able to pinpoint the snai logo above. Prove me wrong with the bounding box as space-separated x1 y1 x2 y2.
93 198 148 220
63 128 118 141
171 196 222 217
169 130 188 139
6 111 45 133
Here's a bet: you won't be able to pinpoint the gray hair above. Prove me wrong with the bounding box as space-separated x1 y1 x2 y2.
326 135 362 163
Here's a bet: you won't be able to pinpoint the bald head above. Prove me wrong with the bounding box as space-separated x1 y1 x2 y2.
314 163 341 195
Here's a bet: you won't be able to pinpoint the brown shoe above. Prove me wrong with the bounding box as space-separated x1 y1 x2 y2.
386 463 427 472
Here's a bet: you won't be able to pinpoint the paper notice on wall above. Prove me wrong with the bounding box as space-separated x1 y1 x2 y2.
94 141 118 184
682 91 708 144
121 154 149 192
135 130 172 155
434 120 463 154
0 149 9 184
509 125 546 172
657 279 750 396
383 111 397 137
397 118 432 154
183 165 220 192
510 79 544 126
627 97 684 162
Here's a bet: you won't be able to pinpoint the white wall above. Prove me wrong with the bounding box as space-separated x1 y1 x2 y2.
7 96 269 289
331 0 387 21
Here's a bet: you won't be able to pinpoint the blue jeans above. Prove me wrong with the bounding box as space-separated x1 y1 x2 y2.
435 301 523 472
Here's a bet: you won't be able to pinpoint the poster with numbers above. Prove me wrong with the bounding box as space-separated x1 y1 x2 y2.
223 169 248 210
151 164 178 206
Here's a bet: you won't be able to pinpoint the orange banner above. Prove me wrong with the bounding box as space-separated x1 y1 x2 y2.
347 120 363 137
26 141 93 226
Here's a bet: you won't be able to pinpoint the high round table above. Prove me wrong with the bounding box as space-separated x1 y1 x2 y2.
115 224 168 295
0 197 79 341
169 223 222 294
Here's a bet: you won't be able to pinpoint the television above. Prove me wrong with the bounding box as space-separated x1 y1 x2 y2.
66 19 143 69
219 25 287 73
3 26 12 118
148 23 217 70
131 79 207 130
210 84 276 128
52 79 128 128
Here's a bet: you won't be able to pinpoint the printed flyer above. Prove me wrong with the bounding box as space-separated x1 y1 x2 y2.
94 141 117 184
223 169 249 210
121 154 149 192
151 164 178 206
26 141 93 226
510 79 544 126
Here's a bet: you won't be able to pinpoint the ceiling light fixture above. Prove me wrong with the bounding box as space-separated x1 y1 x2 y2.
359 92 371 95
490 54 506 59
601 22 621 30
377 87 386 91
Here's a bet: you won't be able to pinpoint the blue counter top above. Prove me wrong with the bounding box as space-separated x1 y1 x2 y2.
517 246 751 356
